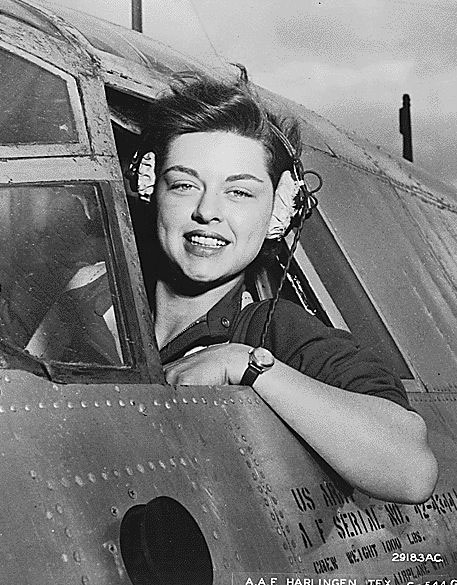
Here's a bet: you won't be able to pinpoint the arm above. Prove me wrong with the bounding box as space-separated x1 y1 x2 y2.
164 342 438 504
244 350 437 503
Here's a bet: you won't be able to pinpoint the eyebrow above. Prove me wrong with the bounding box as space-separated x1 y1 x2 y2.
163 165 199 178
163 166 264 184
225 173 264 183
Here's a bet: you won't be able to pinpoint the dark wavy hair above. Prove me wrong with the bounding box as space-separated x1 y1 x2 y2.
132 73 302 190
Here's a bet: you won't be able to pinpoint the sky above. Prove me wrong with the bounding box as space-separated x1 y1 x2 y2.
51 0 457 188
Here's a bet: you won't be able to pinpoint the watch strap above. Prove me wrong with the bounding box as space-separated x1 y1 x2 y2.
240 363 262 387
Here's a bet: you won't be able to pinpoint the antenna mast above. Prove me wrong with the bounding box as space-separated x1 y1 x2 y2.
132 0 143 32
399 93 413 162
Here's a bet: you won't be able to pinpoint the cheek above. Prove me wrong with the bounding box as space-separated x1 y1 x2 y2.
241 202 273 245
154 202 180 252
260 196 275 229
155 194 185 231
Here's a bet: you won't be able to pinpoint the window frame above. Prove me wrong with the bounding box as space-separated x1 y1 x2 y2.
101 80 421 389
0 41 90 157
285 234 350 331
0 179 156 384
0 27 164 384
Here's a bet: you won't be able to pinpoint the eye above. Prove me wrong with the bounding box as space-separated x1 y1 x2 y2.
170 182 198 193
227 188 253 199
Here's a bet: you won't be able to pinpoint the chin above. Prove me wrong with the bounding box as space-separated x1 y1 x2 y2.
180 268 241 292
182 262 233 284
185 271 226 284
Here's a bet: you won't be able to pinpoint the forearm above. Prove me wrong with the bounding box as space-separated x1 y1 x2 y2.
164 342 438 503
250 358 438 503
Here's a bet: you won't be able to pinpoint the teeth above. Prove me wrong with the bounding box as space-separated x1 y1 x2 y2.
189 235 227 248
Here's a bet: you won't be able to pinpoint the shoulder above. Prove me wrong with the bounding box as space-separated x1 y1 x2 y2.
232 298 411 409
232 298 351 355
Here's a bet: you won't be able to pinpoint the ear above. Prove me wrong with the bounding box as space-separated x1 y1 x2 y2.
266 170 299 239
137 151 156 201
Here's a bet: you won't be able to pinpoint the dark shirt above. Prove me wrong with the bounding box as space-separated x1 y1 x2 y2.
160 281 411 411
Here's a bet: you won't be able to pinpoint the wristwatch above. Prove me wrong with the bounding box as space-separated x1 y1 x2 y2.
240 347 275 386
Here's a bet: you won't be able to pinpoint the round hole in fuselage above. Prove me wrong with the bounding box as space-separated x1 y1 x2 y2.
120 496 213 585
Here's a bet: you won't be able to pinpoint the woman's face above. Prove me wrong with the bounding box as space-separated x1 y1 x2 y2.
154 131 274 285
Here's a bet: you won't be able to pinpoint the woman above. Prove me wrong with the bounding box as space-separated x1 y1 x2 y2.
128 74 437 504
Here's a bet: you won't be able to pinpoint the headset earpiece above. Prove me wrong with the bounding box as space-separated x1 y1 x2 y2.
125 150 141 193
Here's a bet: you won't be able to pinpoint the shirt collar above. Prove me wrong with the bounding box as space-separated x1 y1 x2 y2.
206 278 245 338
159 279 244 364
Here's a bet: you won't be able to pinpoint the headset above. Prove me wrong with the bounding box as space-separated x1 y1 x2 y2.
125 136 153 199
259 122 322 345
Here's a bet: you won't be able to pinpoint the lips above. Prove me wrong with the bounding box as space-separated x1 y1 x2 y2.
184 230 230 249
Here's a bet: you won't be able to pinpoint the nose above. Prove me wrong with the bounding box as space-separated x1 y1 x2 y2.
191 188 222 224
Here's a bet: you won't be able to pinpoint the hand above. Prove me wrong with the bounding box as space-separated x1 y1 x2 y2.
163 343 251 386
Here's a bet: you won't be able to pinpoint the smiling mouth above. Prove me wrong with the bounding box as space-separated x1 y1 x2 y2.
185 233 230 249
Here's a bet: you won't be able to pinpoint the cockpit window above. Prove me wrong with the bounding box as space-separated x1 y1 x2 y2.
0 184 125 366
299 211 413 379
0 47 77 144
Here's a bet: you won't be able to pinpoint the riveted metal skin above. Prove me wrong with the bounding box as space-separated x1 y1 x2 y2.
0 370 456 584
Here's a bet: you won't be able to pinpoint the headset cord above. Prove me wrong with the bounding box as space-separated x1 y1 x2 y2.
259 175 321 348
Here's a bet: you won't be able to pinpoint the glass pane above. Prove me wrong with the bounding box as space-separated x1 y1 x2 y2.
0 48 77 144
300 211 413 379
0 184 124 366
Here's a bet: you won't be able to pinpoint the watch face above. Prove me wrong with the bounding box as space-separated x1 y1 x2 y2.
251 347 275 368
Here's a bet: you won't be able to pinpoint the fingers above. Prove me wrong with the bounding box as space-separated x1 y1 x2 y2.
162 353 189 384
163 367 187 385
163 359 220 386
163 364 180 385
162 345 231 386
163 360 201 385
